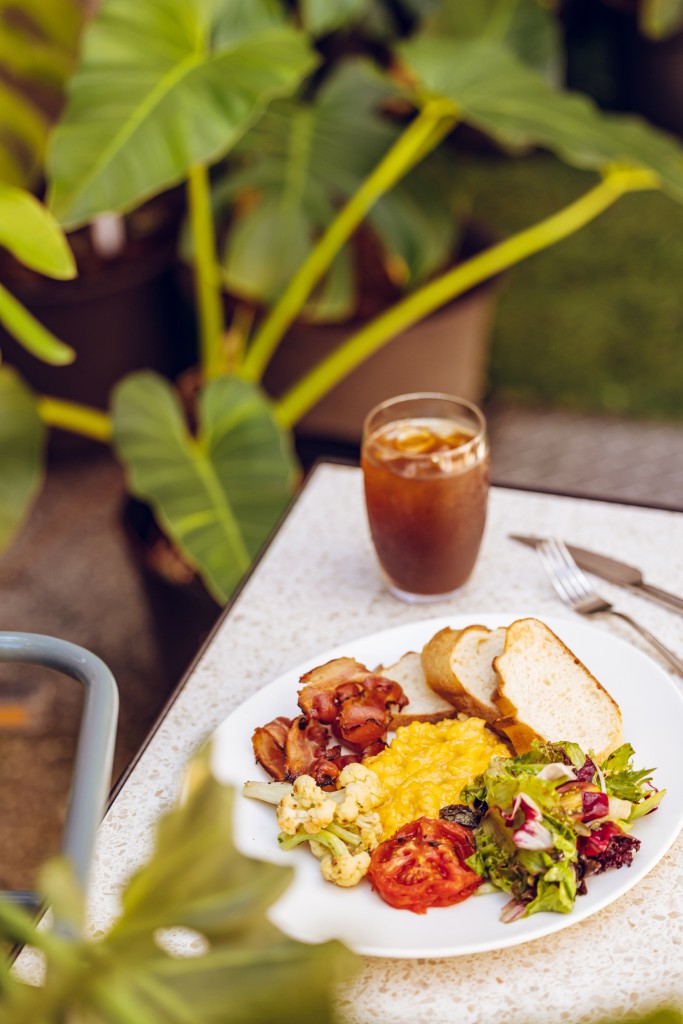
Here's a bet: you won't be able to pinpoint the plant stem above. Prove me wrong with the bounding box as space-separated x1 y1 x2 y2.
274 168 657 429
240 100 457 384
0 281 76 366
37 396 112 442
188 163 225 381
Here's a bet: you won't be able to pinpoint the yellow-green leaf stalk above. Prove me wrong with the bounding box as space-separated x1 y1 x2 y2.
240 99 458 384
274 166 659 429
188 163 225 382
37 396 112 442
0 282 75 366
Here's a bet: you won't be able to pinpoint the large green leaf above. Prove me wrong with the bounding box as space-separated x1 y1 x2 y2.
0 367 46 553
219 62 459 318
0 745 355 1024
211 0 287 42
112 372 298 604
0 182 76 279
0 183 76 363
422 0 563 82
301 0 370 35
0 0 82 188
640 0 683 38
0 81 49 189
297 0 402 38
400 36 683 204
47 0 317 229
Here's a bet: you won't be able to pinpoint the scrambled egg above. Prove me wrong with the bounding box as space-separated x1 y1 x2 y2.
365 717 509 839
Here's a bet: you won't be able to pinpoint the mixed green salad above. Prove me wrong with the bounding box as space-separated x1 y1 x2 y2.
441 740 665 922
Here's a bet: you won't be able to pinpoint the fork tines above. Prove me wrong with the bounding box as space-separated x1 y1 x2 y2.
537 538 596 607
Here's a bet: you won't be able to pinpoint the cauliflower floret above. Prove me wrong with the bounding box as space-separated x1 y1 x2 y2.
308 838 330 861
276 774 336 835
326 812 383 853
334 764 385 824
264 765 385 887
319 848 371 887
352 810 383 851
289 828 374 886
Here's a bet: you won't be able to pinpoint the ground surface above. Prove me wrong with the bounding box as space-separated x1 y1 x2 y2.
1 406 681 896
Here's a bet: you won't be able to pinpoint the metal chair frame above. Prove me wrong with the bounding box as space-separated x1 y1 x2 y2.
0 632 118 916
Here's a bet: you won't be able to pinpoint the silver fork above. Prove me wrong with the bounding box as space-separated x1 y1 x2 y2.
537 538 683 678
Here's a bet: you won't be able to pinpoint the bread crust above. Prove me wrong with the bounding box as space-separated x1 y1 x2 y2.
492 617 623 760
421 625 503 724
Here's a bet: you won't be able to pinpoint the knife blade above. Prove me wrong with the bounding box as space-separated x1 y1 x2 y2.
510 534 683 616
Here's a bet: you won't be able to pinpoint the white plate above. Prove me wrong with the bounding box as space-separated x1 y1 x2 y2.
210 613 683 958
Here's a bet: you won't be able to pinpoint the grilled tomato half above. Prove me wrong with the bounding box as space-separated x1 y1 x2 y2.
367 816 482 914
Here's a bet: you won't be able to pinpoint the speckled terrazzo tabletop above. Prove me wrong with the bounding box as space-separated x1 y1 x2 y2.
16 463 683 1019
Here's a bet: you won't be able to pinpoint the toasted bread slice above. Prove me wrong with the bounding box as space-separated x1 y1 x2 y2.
493 617 623 761
379 651 457 728
421 625 507 724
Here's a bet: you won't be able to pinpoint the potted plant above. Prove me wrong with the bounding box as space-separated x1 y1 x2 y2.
0 182 77 552
4 0 683 612
0 0 193 434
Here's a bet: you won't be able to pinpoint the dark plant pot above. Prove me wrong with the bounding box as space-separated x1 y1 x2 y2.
263 281 498 444
631 29 683 137
262 225 500 444
0 202 195 455
121 498 220 687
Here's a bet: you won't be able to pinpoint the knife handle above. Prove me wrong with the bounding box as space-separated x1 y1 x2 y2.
636 583 683 616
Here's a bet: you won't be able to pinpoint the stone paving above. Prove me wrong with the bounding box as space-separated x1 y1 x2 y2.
486 402 683 511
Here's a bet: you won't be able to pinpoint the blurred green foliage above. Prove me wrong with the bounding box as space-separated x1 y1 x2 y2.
0 746 355 1024
459 152 683 420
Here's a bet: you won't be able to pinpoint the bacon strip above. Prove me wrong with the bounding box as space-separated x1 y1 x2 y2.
252 716 293 781
284 715 330 778
297 657 369 722
252 659 408 784
335 677 407 750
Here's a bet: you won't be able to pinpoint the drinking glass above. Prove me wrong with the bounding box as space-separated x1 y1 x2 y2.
361 393 490 602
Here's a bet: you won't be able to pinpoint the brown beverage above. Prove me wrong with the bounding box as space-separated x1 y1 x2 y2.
361 395 489 600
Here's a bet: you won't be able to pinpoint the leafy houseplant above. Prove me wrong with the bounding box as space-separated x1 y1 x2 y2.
0 0 81 377
5 0 683 607
0 745 355 1023
0 0 190 429
0 183 77 552
0 0 82 192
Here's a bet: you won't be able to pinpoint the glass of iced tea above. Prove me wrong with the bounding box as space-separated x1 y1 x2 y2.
361 393 490 602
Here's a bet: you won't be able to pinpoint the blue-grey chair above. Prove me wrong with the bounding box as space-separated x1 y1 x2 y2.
0 632 118 924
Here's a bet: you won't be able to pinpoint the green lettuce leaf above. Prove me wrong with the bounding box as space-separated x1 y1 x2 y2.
601 744 658 803
524 859 577 916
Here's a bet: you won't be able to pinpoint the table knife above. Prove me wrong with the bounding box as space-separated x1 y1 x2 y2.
510 534 683 616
